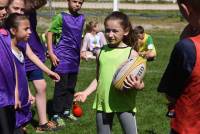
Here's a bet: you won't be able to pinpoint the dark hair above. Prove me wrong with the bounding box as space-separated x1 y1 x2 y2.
8 0 25 7
104 11 138 51
133 26 144 35
85 21 98 33
5 13 28 30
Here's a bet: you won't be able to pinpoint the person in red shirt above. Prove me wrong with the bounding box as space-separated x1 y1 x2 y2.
158 0 200 134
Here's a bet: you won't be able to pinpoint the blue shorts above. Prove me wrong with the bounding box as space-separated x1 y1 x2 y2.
26 69 44 81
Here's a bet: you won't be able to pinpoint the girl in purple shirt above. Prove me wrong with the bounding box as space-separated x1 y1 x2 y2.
7 0 59 132
5 13 60 133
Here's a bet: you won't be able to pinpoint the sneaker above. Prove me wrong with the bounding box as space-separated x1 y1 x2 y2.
66 114 78 121
52 116 65 128
62 110 78 121
36 121 59 133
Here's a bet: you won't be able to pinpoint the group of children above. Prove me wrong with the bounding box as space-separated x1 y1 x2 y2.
0 0 62 133
1 0 199 134
0 0 86 133
80 21 157 61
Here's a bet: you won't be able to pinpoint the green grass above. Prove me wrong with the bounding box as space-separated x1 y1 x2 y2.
27 29 179 134
25 9 186 134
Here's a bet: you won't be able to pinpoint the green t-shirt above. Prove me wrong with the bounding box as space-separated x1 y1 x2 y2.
48 13 62 44
138 33 156 54
93 45 137 113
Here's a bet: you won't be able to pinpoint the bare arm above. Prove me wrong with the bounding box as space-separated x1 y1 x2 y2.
82 79 97 96
81 33 89 52
74 79 97 102
46 31 60 66
74 52 100 102
80 33 89 59
25 44 60 81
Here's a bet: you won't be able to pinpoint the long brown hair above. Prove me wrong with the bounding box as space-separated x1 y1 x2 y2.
104 11 138 51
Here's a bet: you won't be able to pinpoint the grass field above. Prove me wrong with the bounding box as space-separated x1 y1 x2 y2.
26 9 186 134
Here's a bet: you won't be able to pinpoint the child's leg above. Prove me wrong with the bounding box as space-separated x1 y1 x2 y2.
0 106 15 134
51 73 73 126
64 73 77 112
32 79 47 124
27 69 48 125
117 112 137 134
96 111 114 134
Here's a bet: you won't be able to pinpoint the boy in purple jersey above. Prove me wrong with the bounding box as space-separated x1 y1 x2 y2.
47 0 85 126
0 0 18 133
7 0 59 132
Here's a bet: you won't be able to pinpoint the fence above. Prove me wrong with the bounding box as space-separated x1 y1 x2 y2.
133 0 176 3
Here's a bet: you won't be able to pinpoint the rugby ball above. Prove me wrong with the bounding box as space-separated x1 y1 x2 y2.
112 56 146 90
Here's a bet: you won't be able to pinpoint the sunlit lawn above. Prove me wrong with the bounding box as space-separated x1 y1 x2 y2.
27 9 186 134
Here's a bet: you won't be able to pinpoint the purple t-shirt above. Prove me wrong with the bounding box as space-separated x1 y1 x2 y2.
24 11 46 72
53 12 85 74
14 43 32 127
0 31 15 108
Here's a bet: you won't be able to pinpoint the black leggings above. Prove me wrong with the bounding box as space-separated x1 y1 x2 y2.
0 105 15 134
52 73 77 115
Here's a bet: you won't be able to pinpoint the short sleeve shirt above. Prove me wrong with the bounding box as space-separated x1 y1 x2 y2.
48 14 62 44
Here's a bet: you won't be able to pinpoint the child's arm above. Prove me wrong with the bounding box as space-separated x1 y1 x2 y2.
80 33 90 60
14 62 21 109
74 79 97 102
25 44 60 81
74 49 100 102
46 14 62 66
46 31 60 66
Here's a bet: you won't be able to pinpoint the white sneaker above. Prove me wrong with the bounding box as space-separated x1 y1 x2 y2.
67 114 78 121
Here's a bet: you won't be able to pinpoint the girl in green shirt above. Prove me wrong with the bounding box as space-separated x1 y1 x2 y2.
75 11 144 134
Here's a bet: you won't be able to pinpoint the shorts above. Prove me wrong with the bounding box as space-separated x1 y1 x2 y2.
26 69 44 81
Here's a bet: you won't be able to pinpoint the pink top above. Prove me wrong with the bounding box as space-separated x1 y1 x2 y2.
81 32 107 52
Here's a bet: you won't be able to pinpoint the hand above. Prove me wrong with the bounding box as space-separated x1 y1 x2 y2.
28 93 35 105
49 52 60 66
124 75 144 90
48 71 60 82
74 91 88 103
80 51 89 61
